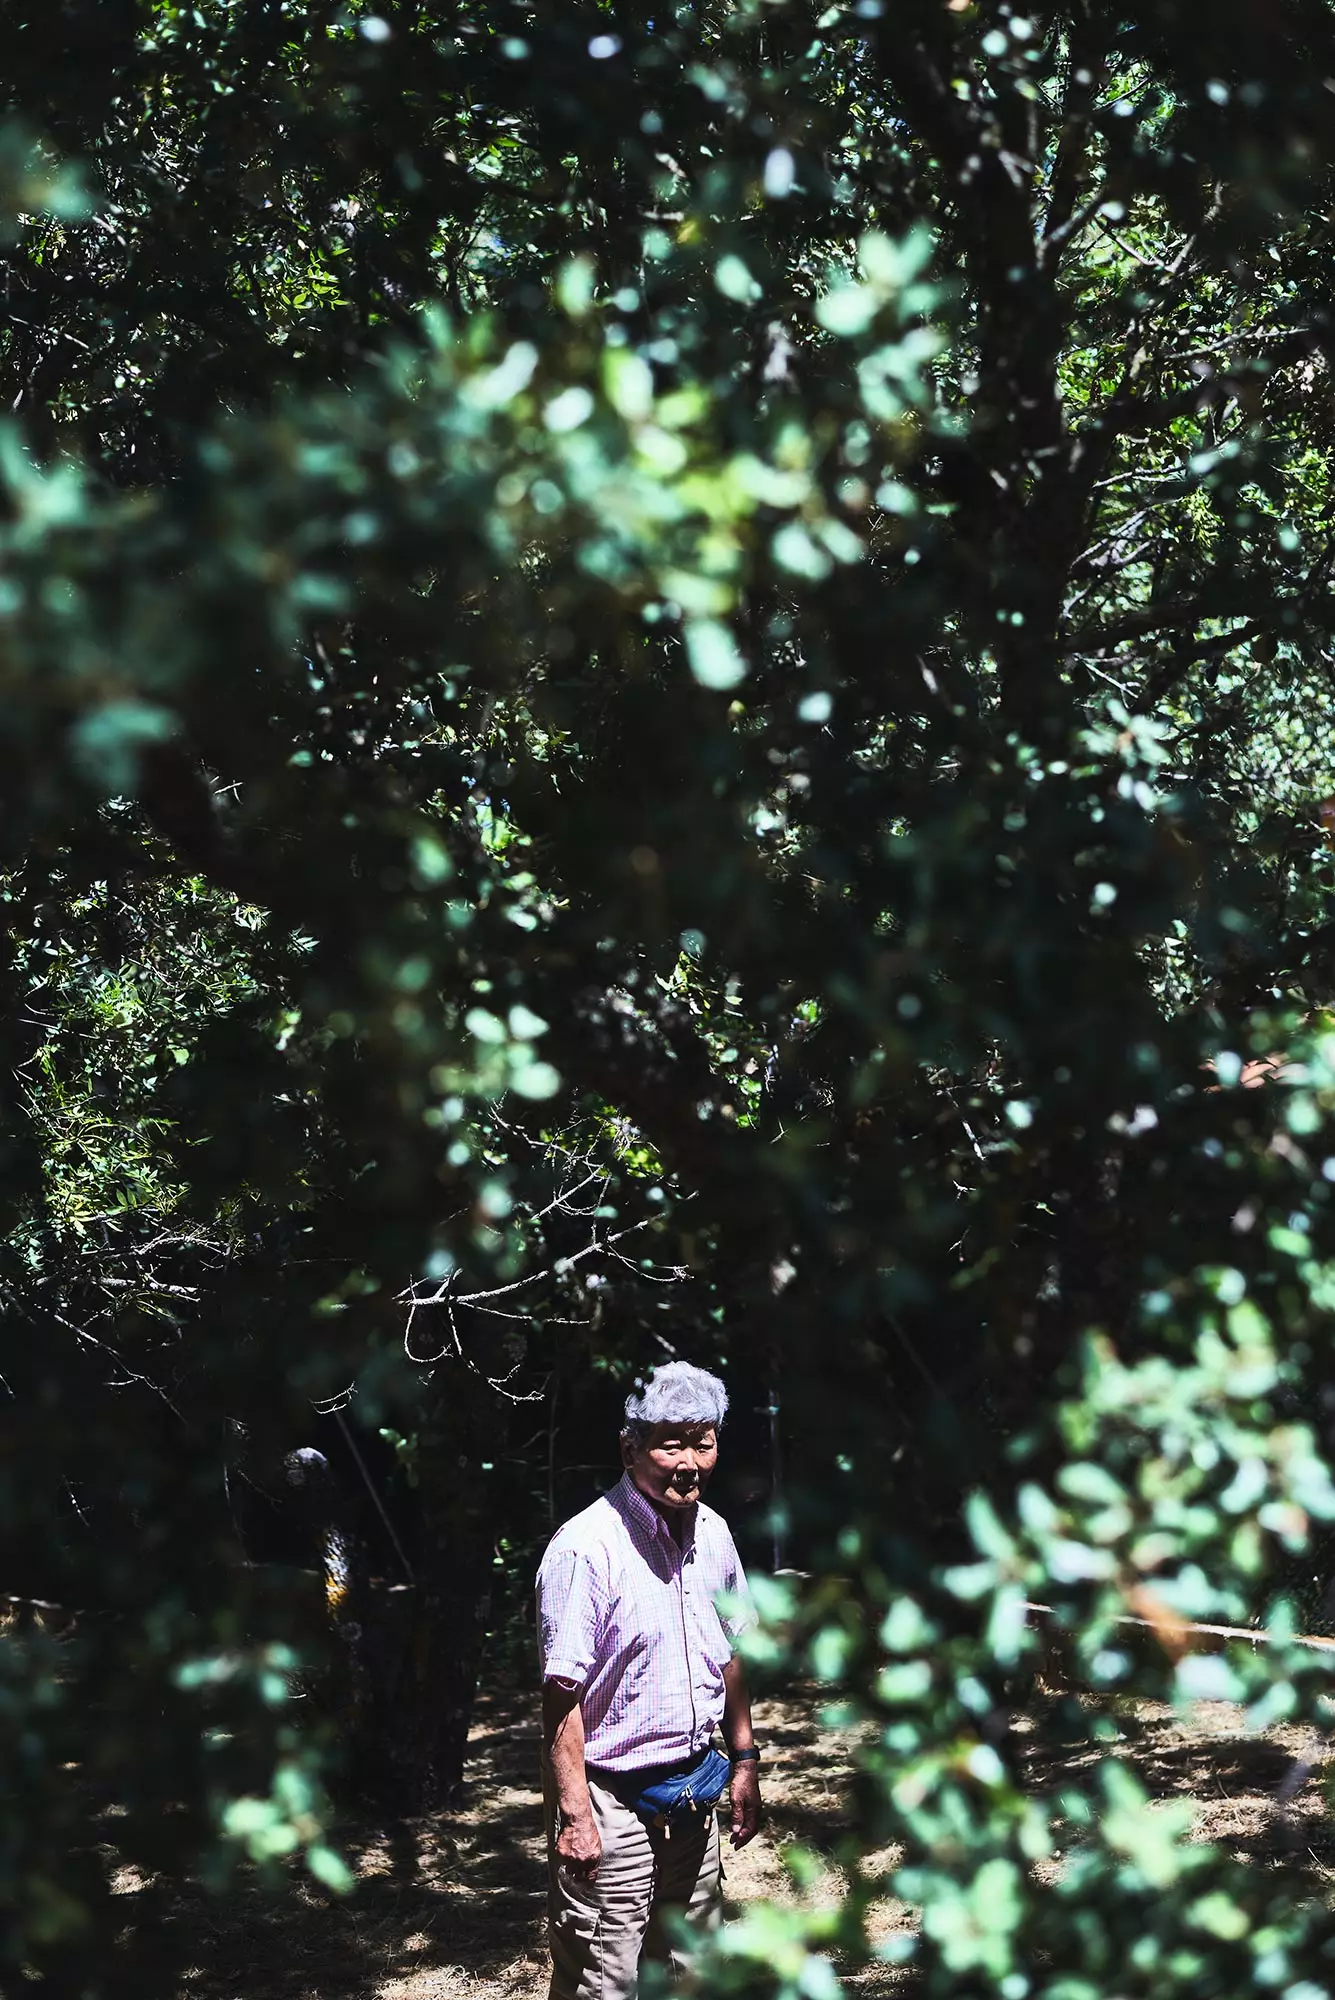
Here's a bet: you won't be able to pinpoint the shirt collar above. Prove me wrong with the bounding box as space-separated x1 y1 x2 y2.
615 1472 697 1555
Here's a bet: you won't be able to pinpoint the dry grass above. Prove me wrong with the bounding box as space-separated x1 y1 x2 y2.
139 1687 1331 1998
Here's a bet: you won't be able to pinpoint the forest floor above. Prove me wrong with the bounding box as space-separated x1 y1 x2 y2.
164 1688 1335 1999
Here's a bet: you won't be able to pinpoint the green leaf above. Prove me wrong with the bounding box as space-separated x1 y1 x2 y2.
685 619 747 689
69 701 178 798
814 283 877 337
306 1843 355 1894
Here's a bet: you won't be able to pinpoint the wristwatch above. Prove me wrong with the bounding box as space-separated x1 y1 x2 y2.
729 1746 761 1764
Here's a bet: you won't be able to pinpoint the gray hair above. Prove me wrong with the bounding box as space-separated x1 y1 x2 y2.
622 1362 729 1444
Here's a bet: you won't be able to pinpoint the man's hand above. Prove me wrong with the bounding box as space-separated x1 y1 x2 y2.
556 1809 602 1882
728 1760 761 1849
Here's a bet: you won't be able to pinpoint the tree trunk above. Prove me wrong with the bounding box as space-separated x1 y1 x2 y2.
398 1364 509 1812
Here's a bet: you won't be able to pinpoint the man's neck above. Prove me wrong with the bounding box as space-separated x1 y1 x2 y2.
626 1474 696 1543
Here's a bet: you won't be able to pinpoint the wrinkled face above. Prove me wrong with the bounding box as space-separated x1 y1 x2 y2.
622 1420 719 1517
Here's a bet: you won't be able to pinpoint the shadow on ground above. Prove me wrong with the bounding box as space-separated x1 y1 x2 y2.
1016 1694 1334 1871
144 1696 550 2000
102 1689 1334 1997
125 1688 909 2000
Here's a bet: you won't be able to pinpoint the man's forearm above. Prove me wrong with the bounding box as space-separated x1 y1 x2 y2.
721 1652 761 1848
721 1653 755 1753
543 1680 594 1824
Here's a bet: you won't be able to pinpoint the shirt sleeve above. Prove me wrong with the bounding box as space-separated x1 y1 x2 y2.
716 1528 758 1644
536 1542 606 1689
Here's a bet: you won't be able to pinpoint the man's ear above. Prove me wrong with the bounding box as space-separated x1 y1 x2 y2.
619 1431 636 1470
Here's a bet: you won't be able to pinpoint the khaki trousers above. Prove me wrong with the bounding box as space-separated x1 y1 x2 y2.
544 1767 722 2000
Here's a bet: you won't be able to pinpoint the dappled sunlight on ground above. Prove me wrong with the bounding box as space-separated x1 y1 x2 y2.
154 1688 1332 1997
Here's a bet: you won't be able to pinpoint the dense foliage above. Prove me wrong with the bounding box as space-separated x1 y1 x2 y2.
8 0 1335 1994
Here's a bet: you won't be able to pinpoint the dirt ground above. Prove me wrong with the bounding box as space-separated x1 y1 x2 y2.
163 1689 1334 1999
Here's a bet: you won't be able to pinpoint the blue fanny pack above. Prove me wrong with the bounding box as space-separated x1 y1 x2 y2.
625 1747 732 1831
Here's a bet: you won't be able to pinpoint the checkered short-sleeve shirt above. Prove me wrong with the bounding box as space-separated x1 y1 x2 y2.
536 1474 755 1773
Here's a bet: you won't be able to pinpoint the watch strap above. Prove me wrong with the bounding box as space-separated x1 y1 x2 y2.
729 1746 761 1764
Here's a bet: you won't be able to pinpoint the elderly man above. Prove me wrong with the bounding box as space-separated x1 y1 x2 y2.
536 1361 761 2000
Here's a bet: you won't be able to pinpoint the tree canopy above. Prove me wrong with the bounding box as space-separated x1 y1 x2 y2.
8 1 1335 1995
